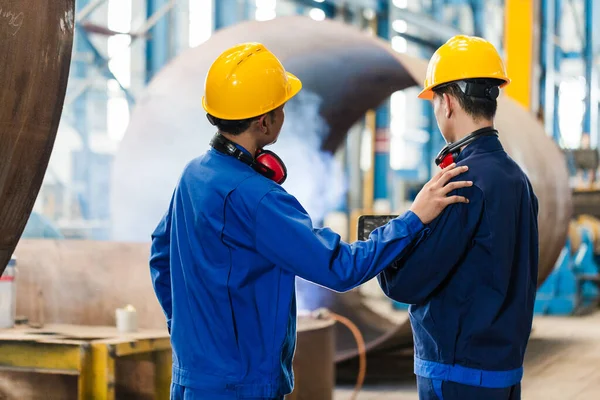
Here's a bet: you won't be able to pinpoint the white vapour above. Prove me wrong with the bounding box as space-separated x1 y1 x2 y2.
270 89 347 226
111 88 347 242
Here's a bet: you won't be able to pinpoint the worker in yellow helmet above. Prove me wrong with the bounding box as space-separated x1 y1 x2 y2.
378 35 539 400
150 42 472 400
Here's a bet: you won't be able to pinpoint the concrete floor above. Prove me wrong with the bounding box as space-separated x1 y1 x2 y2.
333 312 600 399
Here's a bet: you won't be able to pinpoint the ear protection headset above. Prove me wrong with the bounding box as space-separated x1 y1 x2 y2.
210 132 288 184
435 127 499 169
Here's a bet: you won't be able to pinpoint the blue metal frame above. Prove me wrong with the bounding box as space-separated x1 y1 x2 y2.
67 0 177 228
552 0 562 144
539 0 558 141
540 0 599 147
73 0 92 220
293 0 378 12
76 30 135 103
583 0 599 148
469 0 486 38
374 1 390 202
291 0 337 15
146 0 172 83
215 0 241 30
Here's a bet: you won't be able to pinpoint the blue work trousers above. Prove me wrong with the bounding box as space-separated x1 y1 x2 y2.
170 383 284 400
417 376 521 400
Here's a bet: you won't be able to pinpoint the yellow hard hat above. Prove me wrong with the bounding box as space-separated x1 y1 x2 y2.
418 35 510 100
202 42 302 120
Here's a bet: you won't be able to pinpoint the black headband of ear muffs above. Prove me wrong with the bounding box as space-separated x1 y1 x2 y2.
456 80 500 100
435 80 500 100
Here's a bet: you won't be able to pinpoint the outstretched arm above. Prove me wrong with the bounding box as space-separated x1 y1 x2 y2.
255 164 472 292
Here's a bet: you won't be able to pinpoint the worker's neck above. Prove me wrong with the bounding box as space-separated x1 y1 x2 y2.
450 117 494 143
220 131 259 156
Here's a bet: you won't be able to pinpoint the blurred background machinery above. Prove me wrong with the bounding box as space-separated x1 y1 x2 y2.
20 0 600 241
26 0 596 339
20 0 599 322
2 0 600 399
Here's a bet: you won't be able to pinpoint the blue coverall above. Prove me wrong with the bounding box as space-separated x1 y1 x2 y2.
378 134 539 400
150 145 429 399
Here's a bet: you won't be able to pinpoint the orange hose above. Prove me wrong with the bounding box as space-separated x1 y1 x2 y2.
328 312 367 400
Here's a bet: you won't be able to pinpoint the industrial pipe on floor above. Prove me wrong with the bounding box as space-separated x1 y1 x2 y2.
111 16 572 361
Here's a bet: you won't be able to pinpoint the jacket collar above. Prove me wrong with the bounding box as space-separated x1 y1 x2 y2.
455 131 503 162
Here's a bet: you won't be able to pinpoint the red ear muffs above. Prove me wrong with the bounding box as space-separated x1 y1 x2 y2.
437 152 456 169
209 133 288 185
256 149 287 185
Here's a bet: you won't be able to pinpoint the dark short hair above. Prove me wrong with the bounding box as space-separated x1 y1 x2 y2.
432 78 504 121
207 110 276 136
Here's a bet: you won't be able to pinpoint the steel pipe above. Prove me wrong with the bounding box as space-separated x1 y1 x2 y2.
111 16 572 361
0 0 75 275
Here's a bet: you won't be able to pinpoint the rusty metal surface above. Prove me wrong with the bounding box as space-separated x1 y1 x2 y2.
287 316 336 400
110 16 572 362
0 0 74 275
11 239 163 329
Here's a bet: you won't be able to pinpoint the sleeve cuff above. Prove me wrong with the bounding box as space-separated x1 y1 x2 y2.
402 210 425 236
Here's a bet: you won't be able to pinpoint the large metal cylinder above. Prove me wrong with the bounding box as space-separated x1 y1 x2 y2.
0 0 74 275
111 16 572 361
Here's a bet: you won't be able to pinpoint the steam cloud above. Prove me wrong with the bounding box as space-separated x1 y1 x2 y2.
270 89 347 226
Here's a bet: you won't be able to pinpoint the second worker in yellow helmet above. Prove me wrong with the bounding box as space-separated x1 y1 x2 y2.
149 42 473 399
379 35 539 400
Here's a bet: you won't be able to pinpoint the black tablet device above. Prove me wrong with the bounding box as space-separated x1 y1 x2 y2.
357 215 399 241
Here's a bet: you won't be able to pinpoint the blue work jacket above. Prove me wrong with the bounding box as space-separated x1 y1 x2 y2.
378 134 539 389
149 145 428 398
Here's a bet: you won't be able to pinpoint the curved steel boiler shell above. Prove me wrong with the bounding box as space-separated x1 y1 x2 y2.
112 17 572 361
0 1 75 274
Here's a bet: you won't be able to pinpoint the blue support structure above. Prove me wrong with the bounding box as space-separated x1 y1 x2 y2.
539 0 599 147
291 0 337 15
535 227 600 315
469 0 486 38
73 0 92 220
539 0 561 142
584 0 599 148
552 0 562 143
534 242 576 314
146 0 173 83
373 1 390 203
66 0 177 234
315 1 337 17
76 31 135 104
215 0 243 30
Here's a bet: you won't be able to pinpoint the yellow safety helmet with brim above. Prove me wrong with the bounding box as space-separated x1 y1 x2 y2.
418 35 510 100
202 42 303 120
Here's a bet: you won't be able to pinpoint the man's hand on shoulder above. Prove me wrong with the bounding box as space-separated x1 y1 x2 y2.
409 163 472 224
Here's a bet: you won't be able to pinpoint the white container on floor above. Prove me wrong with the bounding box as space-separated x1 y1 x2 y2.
0 257 17 329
